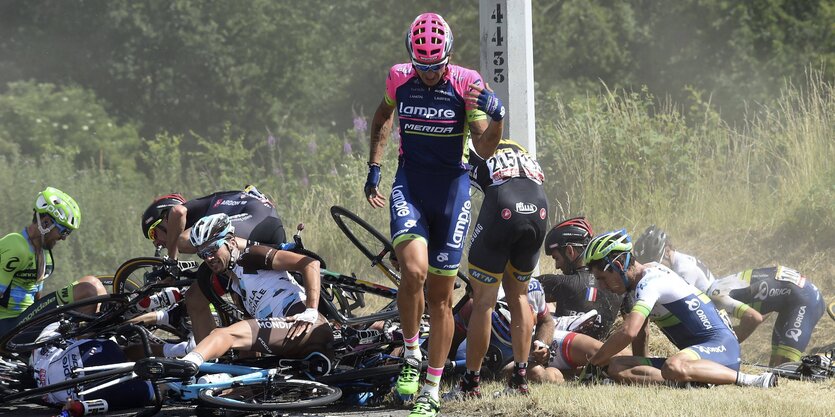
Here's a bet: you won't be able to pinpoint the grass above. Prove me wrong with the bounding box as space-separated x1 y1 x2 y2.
441 377 835 417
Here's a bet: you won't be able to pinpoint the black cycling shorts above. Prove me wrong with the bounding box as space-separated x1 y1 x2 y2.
467 178 548 284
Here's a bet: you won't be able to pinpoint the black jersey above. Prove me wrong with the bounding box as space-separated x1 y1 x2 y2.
184 190 285 244
537 270 627 339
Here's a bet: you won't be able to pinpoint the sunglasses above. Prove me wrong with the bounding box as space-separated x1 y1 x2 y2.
147 219 164 241
53 221 72 238
197 239 227 260
412 57 448 72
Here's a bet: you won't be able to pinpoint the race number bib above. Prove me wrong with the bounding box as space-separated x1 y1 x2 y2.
485 148 544 184
774 266 806 288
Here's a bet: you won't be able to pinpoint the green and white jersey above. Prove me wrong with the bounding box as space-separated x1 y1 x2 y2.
0 230 53 319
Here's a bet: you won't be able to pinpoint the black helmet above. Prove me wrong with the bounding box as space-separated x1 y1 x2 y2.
633 225 668 263
141 193 186 240
544 217 594 252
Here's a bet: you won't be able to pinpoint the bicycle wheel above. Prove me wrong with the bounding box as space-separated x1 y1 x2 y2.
330 206 399 286
0 295 129 354
2 364 135 404
827 299 834 323
198 378 341 411
112 257 169 294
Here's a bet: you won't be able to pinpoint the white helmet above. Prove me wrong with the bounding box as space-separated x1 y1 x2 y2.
189 213 235 248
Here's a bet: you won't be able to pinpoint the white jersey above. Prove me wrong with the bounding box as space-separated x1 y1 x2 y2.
669 250 716 293
496 278 548 322
629 263 731 349
230 264 306 319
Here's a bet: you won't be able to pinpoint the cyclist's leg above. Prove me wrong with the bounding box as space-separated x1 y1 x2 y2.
501 267 532 366
192 313 332 361
464 278 501 372
464 189 508 374
661 332 741 384
607 356 665 384
770 292 825 366
66 275 108 314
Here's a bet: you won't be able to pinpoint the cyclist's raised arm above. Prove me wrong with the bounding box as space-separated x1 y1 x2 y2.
165 204 189 259
466 82 503 158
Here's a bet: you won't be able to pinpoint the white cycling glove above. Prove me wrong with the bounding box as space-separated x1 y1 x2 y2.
294 308 319 325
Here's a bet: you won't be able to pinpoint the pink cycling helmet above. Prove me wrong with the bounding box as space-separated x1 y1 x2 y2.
405 13 453 63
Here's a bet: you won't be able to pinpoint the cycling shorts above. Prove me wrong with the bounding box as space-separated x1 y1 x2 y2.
467 178 547 285
389 167 471 277
249 305 332 357
771 285 825 361
641 331 741 371
548 330 580 370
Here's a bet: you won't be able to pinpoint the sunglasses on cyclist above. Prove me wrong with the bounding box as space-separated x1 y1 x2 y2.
412 57 448 72
53 221 72 238
197 239 227 260
146 219 164 241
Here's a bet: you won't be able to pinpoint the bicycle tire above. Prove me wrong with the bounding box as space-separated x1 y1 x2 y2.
827 299 834 323
0 295 129 354
112 257 170 294
329 206 399 286
1 363 135 404
197 378 341 411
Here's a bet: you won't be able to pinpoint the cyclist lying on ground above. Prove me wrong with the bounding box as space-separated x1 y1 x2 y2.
537 217 628 340
28 322 154 412
135 213 332 380
583 230 777 388
635 225 826 366
0 187 107 336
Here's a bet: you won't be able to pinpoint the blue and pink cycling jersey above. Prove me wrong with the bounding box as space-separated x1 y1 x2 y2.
382 63 488 276
384 63 487 173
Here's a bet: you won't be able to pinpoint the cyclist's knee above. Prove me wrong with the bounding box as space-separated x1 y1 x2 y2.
71 275 107 301
660 357 688 381
399 273 426 294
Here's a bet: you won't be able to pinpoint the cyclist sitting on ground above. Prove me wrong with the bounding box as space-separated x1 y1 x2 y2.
140 185 286 342
0 187 107 336
135 213 331 379
453 139 548 398
537 217 626 340
363 12 504 417
635 225 826 366
583 229 777 388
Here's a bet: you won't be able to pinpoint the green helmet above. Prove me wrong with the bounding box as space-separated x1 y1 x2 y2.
583 229 632 265
34 187 81 230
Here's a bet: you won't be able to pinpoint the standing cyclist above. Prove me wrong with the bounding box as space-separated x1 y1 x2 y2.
363 12 504 417
452 139 548 397
0 187 106 336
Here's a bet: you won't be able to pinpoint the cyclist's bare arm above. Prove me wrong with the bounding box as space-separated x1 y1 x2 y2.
165 204 189 259
591 311 644 366
468 117 501 159
270 250 321 311
368 98 395 166
631 319 650 357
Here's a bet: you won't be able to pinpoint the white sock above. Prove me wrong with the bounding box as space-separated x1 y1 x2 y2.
735 371 757 386
183 351 205 367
